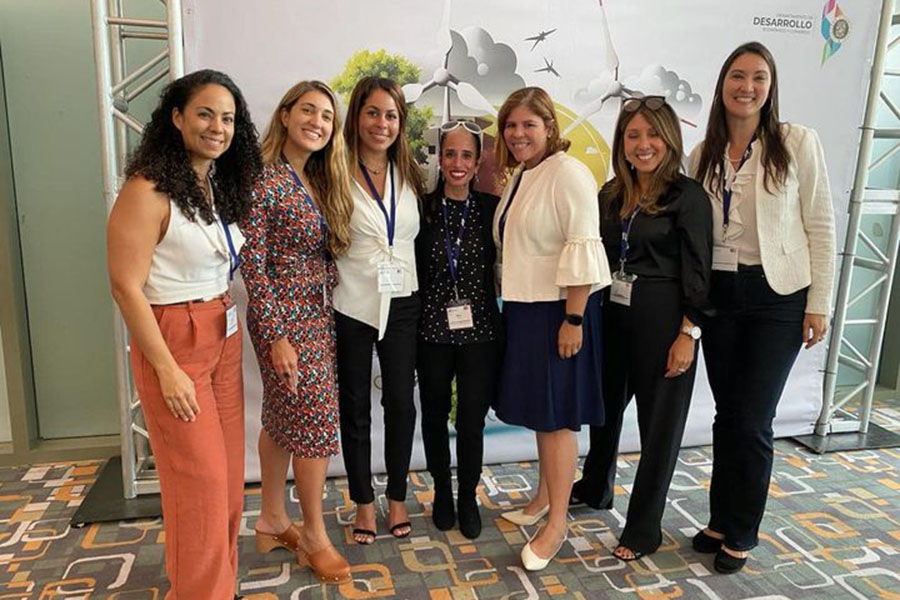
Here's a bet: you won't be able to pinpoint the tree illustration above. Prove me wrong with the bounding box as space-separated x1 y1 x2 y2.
331 49 434 163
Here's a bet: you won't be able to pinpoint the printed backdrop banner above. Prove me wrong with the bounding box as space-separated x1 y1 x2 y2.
183 0 882 481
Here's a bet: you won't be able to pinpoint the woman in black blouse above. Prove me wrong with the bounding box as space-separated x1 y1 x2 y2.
570 97 712 560
415 120 501 539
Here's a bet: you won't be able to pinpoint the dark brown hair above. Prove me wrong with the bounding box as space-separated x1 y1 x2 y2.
343 76 424 197
694 41 790 195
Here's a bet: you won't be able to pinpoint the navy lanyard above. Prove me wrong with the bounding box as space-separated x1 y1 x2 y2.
498 172 524 243
221 219 240 282
209 175 239 282
359 161 396 249
441 196 472 291
618 205 641 274
282 157 329 247
721 135 756 232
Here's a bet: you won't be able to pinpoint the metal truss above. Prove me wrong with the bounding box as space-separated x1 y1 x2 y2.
815 1 900 443
90 0 184 497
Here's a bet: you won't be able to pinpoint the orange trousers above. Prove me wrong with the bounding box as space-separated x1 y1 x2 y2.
131 297 245 600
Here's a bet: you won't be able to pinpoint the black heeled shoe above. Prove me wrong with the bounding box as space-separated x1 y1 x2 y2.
457 492 481 539
432 482 456 531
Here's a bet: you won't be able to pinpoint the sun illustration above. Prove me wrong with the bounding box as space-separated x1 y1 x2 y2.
480 102 611 187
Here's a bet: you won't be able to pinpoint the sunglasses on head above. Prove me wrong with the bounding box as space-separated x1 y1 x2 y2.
440 119 483 139
622 96 666 113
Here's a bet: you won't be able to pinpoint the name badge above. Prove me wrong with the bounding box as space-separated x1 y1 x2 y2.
225 302 238 338
610 272 636 306
376 261 404 293
446 299 474 330
712 244 739 272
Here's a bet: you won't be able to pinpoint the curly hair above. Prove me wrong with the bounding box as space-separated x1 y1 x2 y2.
259 80 353 256
124 69 262 225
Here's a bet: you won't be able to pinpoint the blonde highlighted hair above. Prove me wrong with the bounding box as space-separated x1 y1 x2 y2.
604 101 683 219
260 80 353 256
495 87 571 175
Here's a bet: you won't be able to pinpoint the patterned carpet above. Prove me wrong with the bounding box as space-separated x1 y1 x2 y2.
1 406 899 599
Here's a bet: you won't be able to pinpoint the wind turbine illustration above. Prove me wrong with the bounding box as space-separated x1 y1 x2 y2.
563 0 695 136
401 0 496 123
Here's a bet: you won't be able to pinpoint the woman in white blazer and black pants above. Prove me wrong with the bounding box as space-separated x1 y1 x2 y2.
688 42 835 574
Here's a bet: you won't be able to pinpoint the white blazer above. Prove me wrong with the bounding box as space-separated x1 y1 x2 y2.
688 124 836 315
492 152 612 302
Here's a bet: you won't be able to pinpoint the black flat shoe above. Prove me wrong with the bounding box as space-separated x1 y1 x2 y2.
457 493 481 539
432 484 456 531
714 547 748 574
692 529 723 554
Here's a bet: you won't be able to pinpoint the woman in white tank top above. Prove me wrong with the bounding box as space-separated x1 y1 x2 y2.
106 70 262 600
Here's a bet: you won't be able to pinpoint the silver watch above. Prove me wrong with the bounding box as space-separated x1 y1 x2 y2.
681 324 701 340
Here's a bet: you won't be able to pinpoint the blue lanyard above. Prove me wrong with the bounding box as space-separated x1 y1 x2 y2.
618 205 640 274
359 161 396 249
441 196 472 291
722 135 756 232
282 157 329 247
498 172 523 244
221 219 240 282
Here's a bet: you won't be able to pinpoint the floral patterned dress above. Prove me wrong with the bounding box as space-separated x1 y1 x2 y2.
240 162 340 458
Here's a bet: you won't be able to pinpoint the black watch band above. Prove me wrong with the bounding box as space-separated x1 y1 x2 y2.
565 313 584 327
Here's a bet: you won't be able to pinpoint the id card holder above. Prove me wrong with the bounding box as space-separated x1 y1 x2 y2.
712 244 739 272
376 261 404 293
610 272 637 307
446 298 474 330
224 299 239 338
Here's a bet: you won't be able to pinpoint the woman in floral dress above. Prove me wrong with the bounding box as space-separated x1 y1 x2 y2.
240 80 353 583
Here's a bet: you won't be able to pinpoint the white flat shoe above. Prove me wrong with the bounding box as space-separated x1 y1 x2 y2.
500 504 549 526
520 532 567 571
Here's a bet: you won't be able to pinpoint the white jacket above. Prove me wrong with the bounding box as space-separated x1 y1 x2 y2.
688 124 836 315
493 152 612 302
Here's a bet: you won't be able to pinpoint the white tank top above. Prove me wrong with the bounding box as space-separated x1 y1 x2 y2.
143 197 245 304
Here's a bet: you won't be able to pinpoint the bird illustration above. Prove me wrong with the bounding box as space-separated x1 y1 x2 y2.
525 28 557 51
534 57 560 78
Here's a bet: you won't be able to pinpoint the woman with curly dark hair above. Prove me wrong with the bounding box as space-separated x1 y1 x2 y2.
107 69 262 599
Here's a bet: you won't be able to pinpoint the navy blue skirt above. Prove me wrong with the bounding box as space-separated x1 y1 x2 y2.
494 291 604 432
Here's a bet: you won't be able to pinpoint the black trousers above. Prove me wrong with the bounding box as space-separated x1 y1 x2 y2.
416 339 501 496
336 294 420 504
575 279 697 554
702 266 806 550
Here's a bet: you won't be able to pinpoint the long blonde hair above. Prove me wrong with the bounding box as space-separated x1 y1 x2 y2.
495 87 571 175
343 76 424 198
260 80 353 256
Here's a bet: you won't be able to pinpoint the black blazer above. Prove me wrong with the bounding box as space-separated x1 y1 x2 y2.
415 188 502 335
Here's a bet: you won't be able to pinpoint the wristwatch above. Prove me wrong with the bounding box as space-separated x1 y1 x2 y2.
680 324 702 340
565 313 584 327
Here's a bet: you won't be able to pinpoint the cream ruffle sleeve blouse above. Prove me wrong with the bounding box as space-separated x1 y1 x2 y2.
493 152 612 302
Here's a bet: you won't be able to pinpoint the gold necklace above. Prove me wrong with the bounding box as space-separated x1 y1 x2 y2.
359 158 387 175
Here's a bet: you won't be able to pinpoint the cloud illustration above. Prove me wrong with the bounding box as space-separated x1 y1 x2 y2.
624 64 703 117
446 27 526 106
574 70 616 104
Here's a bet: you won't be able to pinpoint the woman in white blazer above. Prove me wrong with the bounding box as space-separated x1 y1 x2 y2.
492 87 612 572
688 41 836 574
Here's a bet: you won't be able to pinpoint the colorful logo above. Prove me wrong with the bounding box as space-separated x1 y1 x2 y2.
821 0 850 63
